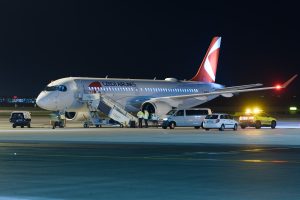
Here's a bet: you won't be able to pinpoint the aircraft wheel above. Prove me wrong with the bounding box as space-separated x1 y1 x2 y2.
194 126 200 129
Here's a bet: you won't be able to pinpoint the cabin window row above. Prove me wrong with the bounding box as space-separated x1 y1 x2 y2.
94 87 199 93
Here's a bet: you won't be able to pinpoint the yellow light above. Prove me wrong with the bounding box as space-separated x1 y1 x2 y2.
241 160 263 163
253 108 261 114
245 108 251 114
239 116 248 120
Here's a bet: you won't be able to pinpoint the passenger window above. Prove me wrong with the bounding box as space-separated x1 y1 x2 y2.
220 115 224 119
176 110 184 116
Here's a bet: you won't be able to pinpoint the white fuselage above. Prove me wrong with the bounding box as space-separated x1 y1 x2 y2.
36 77 224 115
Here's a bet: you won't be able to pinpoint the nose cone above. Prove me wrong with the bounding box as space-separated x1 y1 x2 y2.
36 92 57 111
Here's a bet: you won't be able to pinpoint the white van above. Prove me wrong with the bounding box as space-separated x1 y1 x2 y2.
162 108 212 129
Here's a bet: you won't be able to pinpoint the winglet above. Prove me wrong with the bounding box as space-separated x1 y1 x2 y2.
281 74 298 88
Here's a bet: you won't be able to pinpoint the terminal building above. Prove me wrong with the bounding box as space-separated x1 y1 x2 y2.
0 97 36 107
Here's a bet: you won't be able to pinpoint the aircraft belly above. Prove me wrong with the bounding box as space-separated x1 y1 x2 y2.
178 95 218 109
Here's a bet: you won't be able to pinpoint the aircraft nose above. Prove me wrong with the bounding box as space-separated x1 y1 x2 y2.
36 92 57 110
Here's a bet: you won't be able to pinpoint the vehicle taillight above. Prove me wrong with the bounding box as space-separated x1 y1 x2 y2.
216 119 220 123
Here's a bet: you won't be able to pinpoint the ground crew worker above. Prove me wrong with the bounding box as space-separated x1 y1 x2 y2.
151 113 159 128
50 113 59 129
143 110 149 128
60 114 66 128
137 110 144 128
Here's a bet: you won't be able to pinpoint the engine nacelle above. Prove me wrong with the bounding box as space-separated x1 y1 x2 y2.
141 101 172 117
65 111 90 121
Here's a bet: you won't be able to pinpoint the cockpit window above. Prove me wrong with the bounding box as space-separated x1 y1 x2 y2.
58 85 67 92
45 85 67 92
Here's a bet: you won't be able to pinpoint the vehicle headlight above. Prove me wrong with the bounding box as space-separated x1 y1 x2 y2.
163 118 169 121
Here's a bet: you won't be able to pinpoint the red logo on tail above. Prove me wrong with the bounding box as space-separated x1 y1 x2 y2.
191 37 221 82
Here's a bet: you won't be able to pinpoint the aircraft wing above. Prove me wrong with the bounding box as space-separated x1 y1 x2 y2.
151 75 298 101
215 83 263 92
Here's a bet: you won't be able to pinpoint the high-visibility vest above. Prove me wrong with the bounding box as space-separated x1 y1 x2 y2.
137 111 144 118
144 111 149 119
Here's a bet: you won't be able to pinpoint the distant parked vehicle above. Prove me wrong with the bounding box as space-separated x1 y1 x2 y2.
9 111 31 128
203 113 238 131
239 111 276 129
162 108 212 129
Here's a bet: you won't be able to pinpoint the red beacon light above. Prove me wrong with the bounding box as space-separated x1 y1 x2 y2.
275 84 282 90
274 74 298 90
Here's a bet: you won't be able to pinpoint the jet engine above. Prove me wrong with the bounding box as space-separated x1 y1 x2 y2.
65 111 90 121
141 101 172 117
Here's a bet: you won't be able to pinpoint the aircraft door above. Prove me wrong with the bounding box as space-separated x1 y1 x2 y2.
76 80 86 99
134 85 140 96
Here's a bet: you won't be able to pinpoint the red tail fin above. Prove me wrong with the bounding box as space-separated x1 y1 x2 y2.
190 37 221 82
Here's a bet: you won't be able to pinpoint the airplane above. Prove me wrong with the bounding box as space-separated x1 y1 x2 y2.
36 36 297 123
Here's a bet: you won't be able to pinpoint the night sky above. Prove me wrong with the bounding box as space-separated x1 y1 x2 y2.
0 1 299 98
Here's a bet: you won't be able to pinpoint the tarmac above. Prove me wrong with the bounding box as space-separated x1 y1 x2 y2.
1 116 300 200
0 116 299 146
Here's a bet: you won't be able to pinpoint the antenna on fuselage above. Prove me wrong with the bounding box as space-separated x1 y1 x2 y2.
105 75 108 79
153 77 156 80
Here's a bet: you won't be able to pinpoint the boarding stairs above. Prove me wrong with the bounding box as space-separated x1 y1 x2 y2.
80 93 138 127
79 93 101 127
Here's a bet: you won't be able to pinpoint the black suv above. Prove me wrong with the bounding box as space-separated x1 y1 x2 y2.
9 112 31 128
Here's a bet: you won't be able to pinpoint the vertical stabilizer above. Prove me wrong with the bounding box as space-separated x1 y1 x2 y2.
190 37 221 82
